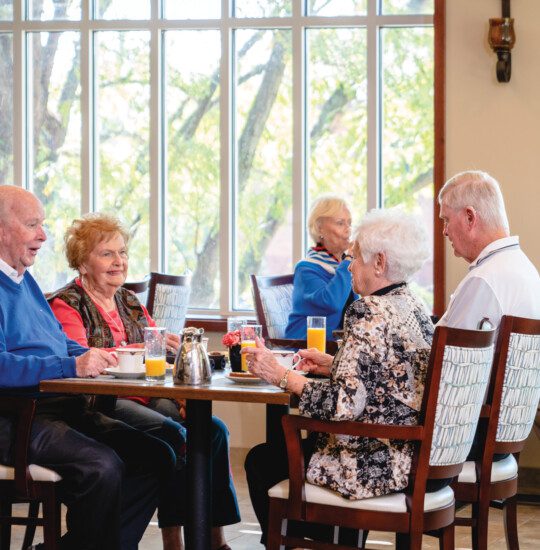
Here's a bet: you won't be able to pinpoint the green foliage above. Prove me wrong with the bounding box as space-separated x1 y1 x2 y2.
3 5 436 308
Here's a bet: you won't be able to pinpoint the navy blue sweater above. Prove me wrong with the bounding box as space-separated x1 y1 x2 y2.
0 270 87 391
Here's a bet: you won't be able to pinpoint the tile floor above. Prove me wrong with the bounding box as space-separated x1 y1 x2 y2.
7 449 540 549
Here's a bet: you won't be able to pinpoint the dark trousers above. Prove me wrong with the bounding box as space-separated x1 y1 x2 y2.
114 397 241 527
30 396 175 550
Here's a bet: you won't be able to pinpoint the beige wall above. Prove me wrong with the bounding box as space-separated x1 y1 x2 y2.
445 0 540 299
446 0 540 467
211 1 540 457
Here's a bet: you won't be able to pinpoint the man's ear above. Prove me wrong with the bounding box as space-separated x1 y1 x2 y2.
464 206 477 229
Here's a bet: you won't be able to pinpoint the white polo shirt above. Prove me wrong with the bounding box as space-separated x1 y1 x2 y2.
438 236 540 330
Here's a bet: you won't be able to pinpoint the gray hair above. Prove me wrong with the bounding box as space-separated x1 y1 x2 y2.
307 194 350 244
438 170 509 232
354 208 430 283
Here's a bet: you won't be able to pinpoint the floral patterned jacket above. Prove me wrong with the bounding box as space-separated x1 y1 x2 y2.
298 284 433 500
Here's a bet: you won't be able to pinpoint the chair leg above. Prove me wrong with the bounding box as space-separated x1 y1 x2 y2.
22 501 40 550
503 495 520 550
0 499 12 550
267 498 287 550
471 497 491 550
440 523 455 550
41 488 60 550
471 502 481 550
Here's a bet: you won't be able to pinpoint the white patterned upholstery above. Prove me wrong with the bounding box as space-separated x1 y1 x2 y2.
0 463 62 483
458 454 518 484
429 344 494 466
268 480 454 513
151 283 191 334
259 284 293 339
496 333 540 443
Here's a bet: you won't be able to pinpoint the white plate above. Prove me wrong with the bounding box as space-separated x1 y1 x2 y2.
104 367 146 380
227 373 268 385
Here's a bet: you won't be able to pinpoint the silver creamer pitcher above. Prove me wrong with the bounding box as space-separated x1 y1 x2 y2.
173 327 212 385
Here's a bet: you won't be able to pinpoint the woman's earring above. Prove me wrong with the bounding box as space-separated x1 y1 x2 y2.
319 235 324 241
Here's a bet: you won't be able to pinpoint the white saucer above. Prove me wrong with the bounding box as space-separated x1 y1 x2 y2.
105 367 146 379
227 373 267 385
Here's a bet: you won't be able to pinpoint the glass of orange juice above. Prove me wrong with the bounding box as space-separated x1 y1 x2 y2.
144 327 167 383
240 324 262 372
307 316 326 353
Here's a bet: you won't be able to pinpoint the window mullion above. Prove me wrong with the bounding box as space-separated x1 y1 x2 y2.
220 0 232 313
80 0 92 213
366 0 380 210
149 0 162 272
292 0 305 264
13 0 25 188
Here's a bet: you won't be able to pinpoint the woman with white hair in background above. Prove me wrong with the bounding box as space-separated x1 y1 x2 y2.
244 208 435 546
285 195 356 340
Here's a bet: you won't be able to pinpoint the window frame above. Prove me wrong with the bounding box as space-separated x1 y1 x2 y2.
0 0 445 318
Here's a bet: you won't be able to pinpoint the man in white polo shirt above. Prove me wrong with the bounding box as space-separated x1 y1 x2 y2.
437 170 540 329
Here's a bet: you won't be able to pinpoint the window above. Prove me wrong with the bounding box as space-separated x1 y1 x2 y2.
0 0 444 316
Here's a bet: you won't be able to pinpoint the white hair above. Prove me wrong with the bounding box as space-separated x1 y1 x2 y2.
438 170 509 232
354 208 430 283
307 194 349 244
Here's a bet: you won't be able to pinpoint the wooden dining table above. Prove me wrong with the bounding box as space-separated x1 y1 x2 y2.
40 371 293 550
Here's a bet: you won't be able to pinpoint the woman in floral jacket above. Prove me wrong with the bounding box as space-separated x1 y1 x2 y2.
243 208 434 545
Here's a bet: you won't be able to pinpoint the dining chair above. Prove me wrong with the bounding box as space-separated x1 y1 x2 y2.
146 272 192 334
452 315 540 550
250 274 294 339
0 397 62 550
122 278 150 307
266 326 496 550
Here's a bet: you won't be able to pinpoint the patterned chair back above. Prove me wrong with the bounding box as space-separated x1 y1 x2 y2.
495 318 540 444
147 272 192 334
429 332 495 467
251 274 294 339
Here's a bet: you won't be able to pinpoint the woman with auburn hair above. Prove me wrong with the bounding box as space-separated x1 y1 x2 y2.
49 213 238 550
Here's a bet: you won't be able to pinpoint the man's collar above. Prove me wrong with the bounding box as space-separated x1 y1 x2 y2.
0 257 25 283
469 236 520 270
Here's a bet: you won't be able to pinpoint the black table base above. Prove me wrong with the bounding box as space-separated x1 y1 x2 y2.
185 399 212 550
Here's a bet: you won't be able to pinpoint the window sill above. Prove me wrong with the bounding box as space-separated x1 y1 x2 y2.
185 315 256 333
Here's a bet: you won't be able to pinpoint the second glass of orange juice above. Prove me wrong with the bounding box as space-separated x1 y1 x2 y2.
144 327 167 383
240 324 262 372
307 316 326 353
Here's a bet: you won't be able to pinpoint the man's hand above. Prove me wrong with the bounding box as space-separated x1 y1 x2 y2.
295 348 333 377
75 349 117 378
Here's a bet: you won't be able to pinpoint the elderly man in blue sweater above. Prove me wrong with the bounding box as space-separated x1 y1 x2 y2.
0 186 173 550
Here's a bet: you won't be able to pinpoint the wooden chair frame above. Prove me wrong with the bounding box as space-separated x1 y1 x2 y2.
267 326 496 550
452 315 540 550
0 398 61 550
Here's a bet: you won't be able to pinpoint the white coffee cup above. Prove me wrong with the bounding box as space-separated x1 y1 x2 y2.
270 350 295 369
116 348 145 372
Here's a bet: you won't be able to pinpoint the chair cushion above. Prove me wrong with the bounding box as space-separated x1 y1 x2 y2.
457 454 518 484
268 480 454 513
0 463 62 482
